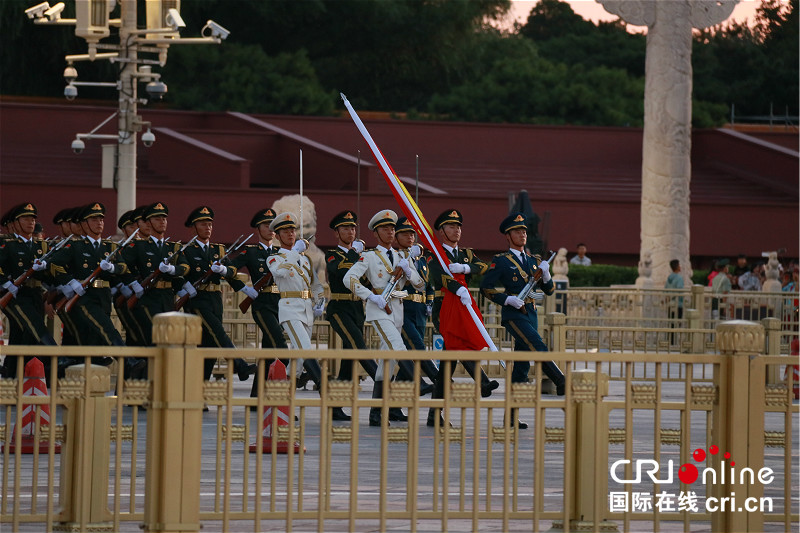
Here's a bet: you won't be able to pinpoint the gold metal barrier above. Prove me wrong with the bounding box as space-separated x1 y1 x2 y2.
0 316 797 532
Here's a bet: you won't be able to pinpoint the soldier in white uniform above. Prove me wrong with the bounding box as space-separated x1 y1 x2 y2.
267 213 338 409
343 209 425 426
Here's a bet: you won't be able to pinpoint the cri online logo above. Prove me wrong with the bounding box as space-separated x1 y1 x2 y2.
611 445 774 486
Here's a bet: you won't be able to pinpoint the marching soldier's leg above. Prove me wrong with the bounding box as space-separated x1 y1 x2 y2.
370 318 406 425
506 317 565 395
250 308 287 398
328 310 378 381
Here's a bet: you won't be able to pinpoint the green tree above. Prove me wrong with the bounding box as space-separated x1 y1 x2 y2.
162 45 335 115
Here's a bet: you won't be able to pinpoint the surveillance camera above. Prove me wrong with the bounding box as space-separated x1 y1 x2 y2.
63 65 77 82
71 138 85 154
64 83 78 100
141 129 155 148
24 2 50 19
165 8 185 31
202 20 230 40
145 80 167 100
44 2 64 21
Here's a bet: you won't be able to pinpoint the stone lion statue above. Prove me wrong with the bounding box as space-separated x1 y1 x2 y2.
552 247 569 282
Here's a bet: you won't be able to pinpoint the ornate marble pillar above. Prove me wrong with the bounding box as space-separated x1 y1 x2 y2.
597 0 737 284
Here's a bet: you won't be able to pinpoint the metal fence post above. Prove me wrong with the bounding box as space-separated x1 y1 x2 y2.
57 364 114 531
551 369 617 532
685 308 703 353
545 312 566 352
144 312 203 533
691 285 706 319
762 317 781 384
713 320 765 533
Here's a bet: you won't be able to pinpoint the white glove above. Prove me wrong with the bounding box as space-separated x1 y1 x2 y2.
504 295 525 309
118 283 133 298
397 258 414 278
2 281 18 298
351 240 364 254
110 286 118 297
426 304 433 317
367 293 387 309
456 286 471 307
449 263 470 275
158 260 175 275
539 260 551 283
292 239 308 253
32 259 47 272
313 299 325 318
176 289 187 298
240 285 258 300
409 244 422 259
532 292 544 303
59 284 74 299
100 259 114 272
68 278 85 297
210 261 227 276
130 280 144 298
182 281 197 298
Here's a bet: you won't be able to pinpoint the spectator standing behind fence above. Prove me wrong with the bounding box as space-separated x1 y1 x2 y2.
711 258 732 319
732 254 749 289
569 243 591 266
665 259 684 318
737 262 763 291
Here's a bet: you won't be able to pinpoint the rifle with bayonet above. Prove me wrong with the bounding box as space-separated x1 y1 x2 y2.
379 246 422 315
55 229 140 313
174 233 252 311
0 235 73 309
117 236 192 309
516 250 556 314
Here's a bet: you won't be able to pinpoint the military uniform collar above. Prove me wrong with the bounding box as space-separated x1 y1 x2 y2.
86 235 101 246
196 239 210 249
442 243 457 254
376 244 394 254
338 244 351 253
150 235 165 244
14 233 31 243
258 241 271 251
509 248 525 261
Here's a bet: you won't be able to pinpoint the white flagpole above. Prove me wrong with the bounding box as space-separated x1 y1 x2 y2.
299 148 303 238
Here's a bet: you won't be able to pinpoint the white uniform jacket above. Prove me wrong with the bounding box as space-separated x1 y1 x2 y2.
343 246 424 327
267 248 324 327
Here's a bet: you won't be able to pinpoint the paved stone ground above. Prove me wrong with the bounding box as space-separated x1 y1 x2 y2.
2 370 798 532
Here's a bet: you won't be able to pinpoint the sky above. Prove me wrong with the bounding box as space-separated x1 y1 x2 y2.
507 0 770 32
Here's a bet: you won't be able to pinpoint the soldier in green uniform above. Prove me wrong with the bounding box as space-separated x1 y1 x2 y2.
227 208 290 398
49 202 143 376
0 203 59 377
175 206 255 382
49 207 83 349
125 202 186 348
426 209 499 426
113 209 146 347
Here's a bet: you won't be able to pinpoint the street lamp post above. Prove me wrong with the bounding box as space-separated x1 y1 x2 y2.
24 0 229 223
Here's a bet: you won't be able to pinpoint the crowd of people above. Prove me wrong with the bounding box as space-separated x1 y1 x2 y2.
0 201 566 429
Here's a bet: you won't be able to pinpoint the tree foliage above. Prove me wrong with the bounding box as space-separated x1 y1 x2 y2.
0 0 795 126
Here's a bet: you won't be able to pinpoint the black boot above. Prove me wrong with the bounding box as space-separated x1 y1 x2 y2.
302 358 323 389
369 381 387 427
388 407 408 422
234 359 256 382
541 361 565 396
124 357 147 380
332 407 351 421
397 360 434 396
505 408 528 430
426 408 449 428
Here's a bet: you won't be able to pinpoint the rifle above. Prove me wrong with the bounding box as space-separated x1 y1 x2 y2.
117 236 191 309
174 233 252 311
0 235 73 309
239 271 272 313
55 229 140 313
516 250 556 314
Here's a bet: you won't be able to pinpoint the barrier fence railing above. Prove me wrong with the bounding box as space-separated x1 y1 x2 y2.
0 314 797 532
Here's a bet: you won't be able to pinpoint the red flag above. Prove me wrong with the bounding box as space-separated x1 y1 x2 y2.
439 274 488 350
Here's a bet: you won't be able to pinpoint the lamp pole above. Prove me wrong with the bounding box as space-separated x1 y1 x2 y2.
117 0 138 217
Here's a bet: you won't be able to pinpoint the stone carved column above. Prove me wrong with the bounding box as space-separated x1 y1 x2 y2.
597 0 737 285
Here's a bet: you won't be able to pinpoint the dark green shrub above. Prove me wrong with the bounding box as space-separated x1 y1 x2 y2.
567 264 638 287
